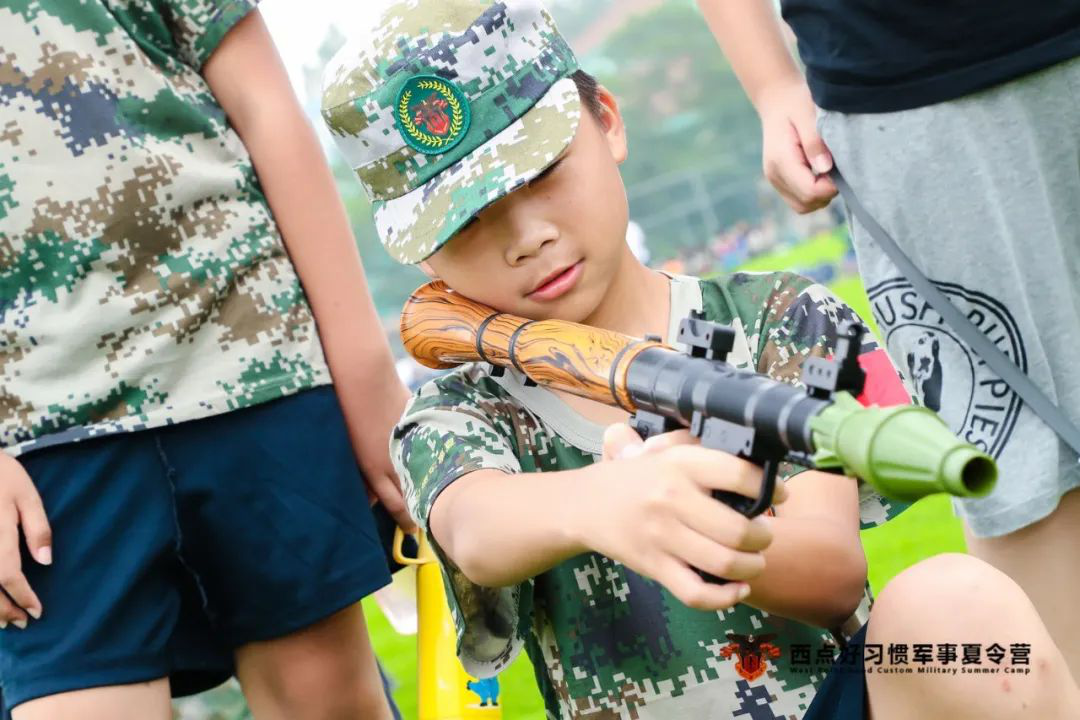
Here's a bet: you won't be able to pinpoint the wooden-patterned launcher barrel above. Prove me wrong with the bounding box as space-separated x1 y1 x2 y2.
400 281 667 412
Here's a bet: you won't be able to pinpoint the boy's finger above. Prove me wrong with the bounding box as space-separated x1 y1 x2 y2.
666 445 789 511
790 111 833 177
641 429 696 454
667 445 766 500
773 120 834 208
772 479 789 505
369 474 417 532
656 558 751 612
0 592 28 628
678 501 773 553
780 143 833 209
15 492 52 566
664 526 766 582
0 565 41 622
774 184 814 215
602 423 643 462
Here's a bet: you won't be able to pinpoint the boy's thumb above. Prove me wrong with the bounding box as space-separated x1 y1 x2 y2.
602 423 644 462
792 111 833 176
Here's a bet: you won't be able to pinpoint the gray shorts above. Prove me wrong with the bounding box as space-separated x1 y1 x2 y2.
820 56 1080 538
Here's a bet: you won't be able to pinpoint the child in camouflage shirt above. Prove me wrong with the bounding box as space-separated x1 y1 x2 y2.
0 2 410 719
323 1 1080 718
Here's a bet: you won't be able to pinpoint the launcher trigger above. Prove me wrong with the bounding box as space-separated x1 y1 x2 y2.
488 365 506 377
694 413 776 519
678 312 735 361
629 410 681 441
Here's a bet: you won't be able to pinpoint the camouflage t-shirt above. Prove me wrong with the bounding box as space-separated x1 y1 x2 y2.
393 272 906 720
0 0 330 456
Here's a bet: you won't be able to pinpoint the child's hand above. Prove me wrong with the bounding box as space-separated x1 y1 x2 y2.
347 378 417 532
601 424 788 504
0 453 50 628
574 425 782 611
756 78 837 214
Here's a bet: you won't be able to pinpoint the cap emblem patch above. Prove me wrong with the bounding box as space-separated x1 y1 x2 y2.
396 75 471 155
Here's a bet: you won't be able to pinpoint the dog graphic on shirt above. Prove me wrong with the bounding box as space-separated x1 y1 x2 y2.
907 333 943 412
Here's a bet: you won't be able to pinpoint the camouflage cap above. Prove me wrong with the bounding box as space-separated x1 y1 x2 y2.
321 0 582 264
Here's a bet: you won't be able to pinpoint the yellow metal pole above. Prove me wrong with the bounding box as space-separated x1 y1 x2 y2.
394 529 502 720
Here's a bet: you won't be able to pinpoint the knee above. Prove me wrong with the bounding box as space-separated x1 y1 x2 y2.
869 552 1026 640
253 651 391 720
866 554 1080 718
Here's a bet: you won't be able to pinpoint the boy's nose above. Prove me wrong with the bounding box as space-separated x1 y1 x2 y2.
506 232 557 266
503 213 560 266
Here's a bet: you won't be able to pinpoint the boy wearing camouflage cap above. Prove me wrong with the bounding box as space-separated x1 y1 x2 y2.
0 2 410 719
324 2 1080 718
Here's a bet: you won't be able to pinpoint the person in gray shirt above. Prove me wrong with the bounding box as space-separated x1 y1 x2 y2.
700 0 1080 683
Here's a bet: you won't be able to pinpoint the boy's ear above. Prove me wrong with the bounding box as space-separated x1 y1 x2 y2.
595 85 628 165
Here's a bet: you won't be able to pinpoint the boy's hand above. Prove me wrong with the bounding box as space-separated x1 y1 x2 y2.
347 378 416 533
756 79 837 214
0 453 50 628
601 424 788 504
574 425 783 611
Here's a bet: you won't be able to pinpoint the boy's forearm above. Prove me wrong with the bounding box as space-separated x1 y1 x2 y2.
696 0 805 110
740 469 867 628
744 513 868 628
429 468 595 587
242 108 403 395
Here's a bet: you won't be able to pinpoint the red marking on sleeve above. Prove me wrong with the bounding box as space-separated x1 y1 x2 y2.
856 348 910 407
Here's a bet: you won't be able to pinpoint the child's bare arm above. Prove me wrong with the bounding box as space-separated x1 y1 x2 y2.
746 470 866 628
202 11 414 528
696 0 836 212
428 441 777 611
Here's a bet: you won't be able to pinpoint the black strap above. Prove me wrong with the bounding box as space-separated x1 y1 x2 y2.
507 321 534 375
475 312 502 364
830 168 1080 457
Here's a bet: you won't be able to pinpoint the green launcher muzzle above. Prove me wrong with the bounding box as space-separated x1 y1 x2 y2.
810 393 996 502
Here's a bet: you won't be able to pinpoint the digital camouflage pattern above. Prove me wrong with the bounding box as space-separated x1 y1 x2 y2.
0 0 330 456
321 0 582 264
393 273 905 720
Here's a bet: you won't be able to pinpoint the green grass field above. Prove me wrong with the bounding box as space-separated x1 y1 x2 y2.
369 230 969 719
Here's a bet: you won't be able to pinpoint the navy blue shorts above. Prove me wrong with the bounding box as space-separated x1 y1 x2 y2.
0 386 393 713
803 623 869 719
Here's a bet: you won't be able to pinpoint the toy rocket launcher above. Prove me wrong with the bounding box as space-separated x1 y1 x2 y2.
401 281 997 577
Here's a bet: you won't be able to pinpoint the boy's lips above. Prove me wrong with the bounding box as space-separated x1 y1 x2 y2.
528 261 583 302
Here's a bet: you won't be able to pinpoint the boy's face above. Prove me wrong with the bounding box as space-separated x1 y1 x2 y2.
422 87 631 323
